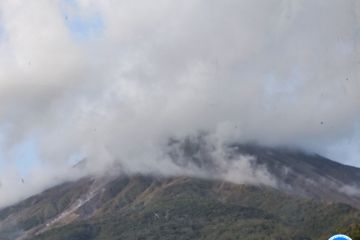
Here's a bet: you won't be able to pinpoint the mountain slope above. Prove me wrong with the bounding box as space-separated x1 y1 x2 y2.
232 144 360 208
167 139 360 208
0 175 359 240
1 144 360 240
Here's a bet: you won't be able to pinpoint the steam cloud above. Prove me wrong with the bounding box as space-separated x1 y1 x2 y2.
0 0 359 208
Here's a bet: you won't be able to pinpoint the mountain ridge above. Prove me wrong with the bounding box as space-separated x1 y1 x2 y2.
1 144 360 240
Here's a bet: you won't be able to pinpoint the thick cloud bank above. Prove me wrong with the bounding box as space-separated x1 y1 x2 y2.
0 0 359 208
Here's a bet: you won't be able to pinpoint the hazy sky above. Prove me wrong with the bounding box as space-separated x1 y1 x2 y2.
0 0 359 207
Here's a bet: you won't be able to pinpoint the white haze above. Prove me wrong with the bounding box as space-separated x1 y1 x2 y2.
0 0 359 208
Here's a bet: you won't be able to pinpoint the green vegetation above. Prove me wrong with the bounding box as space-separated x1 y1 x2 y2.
1 176 359 240
5 176 354 240
338 223 360 240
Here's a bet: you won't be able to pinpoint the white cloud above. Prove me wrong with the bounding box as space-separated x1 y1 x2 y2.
0 0 359 207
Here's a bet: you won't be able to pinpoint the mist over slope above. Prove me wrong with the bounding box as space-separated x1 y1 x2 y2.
1 145 360 239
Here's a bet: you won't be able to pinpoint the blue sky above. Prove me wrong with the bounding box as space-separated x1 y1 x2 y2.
62 0 104 41
0 136 40 177
14 138 40 176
